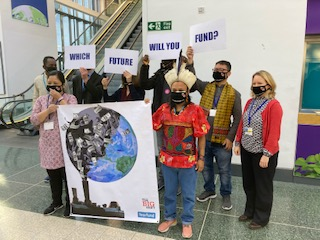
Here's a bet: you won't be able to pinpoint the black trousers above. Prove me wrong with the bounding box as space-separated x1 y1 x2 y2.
240 146 278 226
46 167 69 207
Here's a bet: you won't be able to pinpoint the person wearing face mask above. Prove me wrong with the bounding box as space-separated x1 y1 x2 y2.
30 70 77 217
234 70 283 230
72 67 103 104
152 62 209 239
190 47 241 211
101 70 145 102
33 56 70 105
139 52 196 193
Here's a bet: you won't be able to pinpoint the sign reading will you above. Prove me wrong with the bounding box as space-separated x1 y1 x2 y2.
148 21 172 31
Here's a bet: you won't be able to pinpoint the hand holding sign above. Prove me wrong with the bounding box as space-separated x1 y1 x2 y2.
142 55 150 65
79 67 89 83
101 77 111 90
186 46 194 65
123 70 133 84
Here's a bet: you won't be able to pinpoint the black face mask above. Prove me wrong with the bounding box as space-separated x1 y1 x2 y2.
171 91 187 103
46 85 62 92
46 66 57 73
252 85 269 96
212 71 226 82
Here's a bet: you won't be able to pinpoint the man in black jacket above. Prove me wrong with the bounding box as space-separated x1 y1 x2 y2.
139 52 195 193
72 67 103 104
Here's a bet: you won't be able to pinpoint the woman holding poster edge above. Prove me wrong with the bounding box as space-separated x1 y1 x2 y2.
152 61 210 239
30 70 78 217
234 70 283 230
101 70 145 102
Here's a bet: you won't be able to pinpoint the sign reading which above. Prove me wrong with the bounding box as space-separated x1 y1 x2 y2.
148 21 172 31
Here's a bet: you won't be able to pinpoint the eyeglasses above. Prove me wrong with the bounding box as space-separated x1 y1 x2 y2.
212 68 229 73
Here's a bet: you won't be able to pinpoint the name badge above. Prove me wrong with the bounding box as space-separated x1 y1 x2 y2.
244 127 253 136
44 121 54 130
209 109 217 117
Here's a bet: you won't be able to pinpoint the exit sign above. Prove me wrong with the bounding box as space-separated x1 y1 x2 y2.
148 21 172 31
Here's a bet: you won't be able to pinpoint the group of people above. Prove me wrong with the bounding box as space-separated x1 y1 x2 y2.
147 46 282 238
31 45 282 238
31 57 145 217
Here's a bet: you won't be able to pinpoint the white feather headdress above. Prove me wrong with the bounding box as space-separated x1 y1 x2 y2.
165 63 196 90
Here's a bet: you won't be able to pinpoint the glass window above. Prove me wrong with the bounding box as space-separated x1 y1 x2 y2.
301 37 320 110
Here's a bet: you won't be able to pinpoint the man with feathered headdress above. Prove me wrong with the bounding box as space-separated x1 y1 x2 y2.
152 60 210 239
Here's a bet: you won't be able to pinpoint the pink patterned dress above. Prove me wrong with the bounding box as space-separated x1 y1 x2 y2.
30 94 77 169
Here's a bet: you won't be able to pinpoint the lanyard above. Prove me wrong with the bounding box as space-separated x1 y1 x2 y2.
248 99 268 125
213 94 221 108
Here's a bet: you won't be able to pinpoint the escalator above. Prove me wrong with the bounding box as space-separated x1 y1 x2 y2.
0 0 143 133
65 0 143 94
0 83 34 132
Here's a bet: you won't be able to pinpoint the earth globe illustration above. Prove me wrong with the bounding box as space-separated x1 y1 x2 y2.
12 5 48 27
65 106 137 183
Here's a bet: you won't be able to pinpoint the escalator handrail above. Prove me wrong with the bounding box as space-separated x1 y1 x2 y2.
0 83 34 100
0 99 29 128
9 99 33 130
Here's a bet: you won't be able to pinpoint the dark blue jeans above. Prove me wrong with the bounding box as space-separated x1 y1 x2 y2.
202 141 232 196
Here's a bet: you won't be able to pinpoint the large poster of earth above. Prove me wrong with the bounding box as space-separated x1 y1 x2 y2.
57 101 159 223
11 0 49 27
294 124 320 179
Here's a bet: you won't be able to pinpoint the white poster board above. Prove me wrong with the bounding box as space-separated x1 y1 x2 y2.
64 45 96 69
190 19 226 53
104 48 139 75
57 101 159 223
147 32 182 60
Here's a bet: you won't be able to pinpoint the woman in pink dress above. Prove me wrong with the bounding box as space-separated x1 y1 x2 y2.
31 70 77 217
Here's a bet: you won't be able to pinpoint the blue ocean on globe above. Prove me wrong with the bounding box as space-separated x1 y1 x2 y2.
87 116 137 182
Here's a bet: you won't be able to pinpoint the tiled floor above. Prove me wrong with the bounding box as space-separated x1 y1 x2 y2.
1 128 320 239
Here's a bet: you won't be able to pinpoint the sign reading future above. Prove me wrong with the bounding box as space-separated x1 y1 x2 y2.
104 48 139 75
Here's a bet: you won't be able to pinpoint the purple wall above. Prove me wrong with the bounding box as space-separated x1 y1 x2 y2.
306 0 320 34
295 125 320 159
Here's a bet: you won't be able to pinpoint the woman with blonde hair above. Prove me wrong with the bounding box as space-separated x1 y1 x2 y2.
234 70 283 229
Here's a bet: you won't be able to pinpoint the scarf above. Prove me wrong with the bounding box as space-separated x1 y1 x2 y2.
200 82 235 143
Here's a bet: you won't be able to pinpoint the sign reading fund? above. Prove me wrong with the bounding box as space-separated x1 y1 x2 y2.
104 49 139 75
147 32 182 60
64 45 96 69
190 19 226 53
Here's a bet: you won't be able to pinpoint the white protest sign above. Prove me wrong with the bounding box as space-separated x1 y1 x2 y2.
190 19 226 53
147 32 182 60
104 49 139 75
64 45 96 69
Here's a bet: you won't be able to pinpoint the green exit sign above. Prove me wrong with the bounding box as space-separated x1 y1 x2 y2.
148 21 172 31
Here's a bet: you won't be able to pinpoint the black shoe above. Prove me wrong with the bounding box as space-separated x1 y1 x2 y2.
177 186 182 196
44 203 63 215
248 221 263 230
238 215 253 222
44 176 50 183
196 191 217 202
158 180 164 191
64 204 70 217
